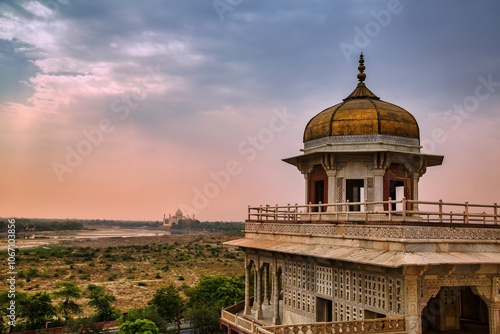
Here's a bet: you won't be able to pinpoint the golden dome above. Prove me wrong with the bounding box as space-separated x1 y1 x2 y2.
303 54 419 143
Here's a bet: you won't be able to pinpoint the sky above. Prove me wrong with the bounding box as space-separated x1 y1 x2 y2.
1 0 499 222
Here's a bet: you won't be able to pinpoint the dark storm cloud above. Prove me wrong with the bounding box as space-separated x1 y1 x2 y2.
0 40 37 103
2 0 500 146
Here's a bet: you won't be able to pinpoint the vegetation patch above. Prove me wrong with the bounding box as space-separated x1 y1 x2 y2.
0 233 244 333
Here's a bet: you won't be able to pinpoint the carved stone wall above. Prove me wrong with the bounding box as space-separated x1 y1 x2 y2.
336 177 344 210
245 222 500 241
282 258 404 323
316 266 333 297
283 260 316 318
331 268 404 321
366 177 374 210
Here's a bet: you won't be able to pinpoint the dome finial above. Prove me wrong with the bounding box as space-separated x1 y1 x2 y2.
357 52 366 82
343 52 379 101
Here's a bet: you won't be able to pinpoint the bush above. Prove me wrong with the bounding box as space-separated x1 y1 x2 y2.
120 318 159 334
87 284 119 321
27 268 39 278
186 274 244 333
108 274 118 281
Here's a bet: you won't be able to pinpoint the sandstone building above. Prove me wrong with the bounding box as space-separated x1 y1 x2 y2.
220 54 500 334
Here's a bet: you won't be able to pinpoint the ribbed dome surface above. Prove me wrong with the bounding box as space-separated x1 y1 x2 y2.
303 93 420 142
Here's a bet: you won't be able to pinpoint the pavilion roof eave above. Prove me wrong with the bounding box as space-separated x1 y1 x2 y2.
282 150 444 168
225 238 500 268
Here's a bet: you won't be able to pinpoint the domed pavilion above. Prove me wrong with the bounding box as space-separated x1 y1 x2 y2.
221 54 500 334
284 52 443 215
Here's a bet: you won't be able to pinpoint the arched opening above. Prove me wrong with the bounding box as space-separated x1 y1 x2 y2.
346 179 364 211
421 286 489 333
383 163 412 211
308 165 328 211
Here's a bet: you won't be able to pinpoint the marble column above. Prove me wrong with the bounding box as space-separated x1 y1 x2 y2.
489 303 500 334
272 267 281 325
373 169 385 212
256 265 264 319
252 263 258 311
304 173 310 206
325 169 337 211
300 165 313 206
264 264 271 305
244 260 252 315
404 275 420 334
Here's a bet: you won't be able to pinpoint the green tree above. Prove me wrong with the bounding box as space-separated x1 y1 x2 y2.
122 306 167 333
120 319 159 334
86 284 119 321
21 292 56 330
187 274 244 308
53 282 82 320
186 275 244 334
149 285 184 333
0 291 29 332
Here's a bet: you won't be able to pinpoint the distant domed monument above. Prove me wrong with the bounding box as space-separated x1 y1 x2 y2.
221 54 500 334
162 208 195 227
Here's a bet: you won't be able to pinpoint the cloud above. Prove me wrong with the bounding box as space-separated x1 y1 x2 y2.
0 0 499 220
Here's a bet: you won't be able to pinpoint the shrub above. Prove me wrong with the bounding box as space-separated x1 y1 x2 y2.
27 268 39 277
120 319 159 334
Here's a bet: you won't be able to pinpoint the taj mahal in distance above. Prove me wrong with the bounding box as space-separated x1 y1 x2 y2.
220 54 500 334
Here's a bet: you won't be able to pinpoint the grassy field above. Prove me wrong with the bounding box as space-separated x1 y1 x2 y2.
2 233 245 314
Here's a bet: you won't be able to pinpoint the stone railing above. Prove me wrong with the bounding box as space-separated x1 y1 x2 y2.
221 302 405 334
224 299 247 314
256 317 406 334
221 309 258 333
248 199 499 226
